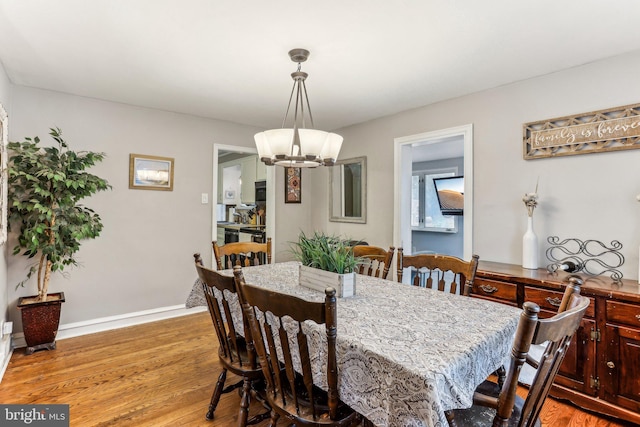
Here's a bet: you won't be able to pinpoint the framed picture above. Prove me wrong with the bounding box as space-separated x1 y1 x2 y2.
285 167 301 203
129 153 174 191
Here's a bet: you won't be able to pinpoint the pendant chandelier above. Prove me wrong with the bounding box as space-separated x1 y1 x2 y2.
254 49 343 168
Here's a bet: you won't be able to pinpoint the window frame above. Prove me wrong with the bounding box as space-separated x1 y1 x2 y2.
411 166 459 233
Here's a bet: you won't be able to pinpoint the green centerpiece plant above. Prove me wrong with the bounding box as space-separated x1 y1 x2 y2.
291 231 360 297
8 127 111 353
290 230 359 274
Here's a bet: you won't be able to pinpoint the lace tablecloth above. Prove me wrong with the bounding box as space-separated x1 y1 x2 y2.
186 261 520 427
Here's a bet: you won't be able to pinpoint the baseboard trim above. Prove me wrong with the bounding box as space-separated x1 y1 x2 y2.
0 347 13 383
11 304 208 349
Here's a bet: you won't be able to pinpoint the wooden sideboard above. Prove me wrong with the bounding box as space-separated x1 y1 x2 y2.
474 261 640 425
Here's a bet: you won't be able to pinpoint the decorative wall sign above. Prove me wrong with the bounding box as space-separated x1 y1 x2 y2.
523 103 640 159
129 153 174 191
285 167 301 204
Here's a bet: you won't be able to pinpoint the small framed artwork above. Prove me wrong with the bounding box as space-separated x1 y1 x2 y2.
285 167 301 203
129 153 174 191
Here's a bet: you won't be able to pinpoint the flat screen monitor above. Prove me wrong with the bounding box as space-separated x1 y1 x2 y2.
433 176 464 216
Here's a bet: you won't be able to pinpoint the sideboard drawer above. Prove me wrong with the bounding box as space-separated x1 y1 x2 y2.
606 300 640 327
473 278 517 303
525 287 595 319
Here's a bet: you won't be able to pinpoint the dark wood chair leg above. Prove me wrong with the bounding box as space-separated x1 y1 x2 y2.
268 411 279 427
361 416 375 427
246 382 271 425
445 409 458 427
206 368 228 420
496 365 506 390
238 378 251 427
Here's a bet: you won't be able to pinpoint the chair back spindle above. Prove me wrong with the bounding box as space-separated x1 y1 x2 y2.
234 266 361 426
193 254 269 425
517 278 587 426
195 254 254 367
352 245 395 280
451 276 590 427
213 238 272 270
397 248 479 295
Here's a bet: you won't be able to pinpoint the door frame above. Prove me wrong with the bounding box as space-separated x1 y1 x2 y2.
393 124 474 259
212 144 276 254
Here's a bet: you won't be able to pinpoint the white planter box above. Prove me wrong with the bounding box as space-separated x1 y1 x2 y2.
299 265 356 298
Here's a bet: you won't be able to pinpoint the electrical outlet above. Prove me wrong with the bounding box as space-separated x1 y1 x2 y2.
1 321 12 337
201 193 209 204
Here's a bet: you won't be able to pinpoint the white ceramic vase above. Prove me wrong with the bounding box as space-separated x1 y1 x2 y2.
522 216 539 269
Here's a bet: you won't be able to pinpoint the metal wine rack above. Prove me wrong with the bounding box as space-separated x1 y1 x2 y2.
545 236 624 282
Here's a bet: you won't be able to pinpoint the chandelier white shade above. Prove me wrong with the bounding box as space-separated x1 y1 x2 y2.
255 49 343 168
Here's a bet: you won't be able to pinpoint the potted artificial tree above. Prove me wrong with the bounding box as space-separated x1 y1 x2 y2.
8 127 111 354
290 231 360 297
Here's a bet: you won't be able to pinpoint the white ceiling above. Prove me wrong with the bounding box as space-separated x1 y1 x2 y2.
412 136 464 163
1 1 640 131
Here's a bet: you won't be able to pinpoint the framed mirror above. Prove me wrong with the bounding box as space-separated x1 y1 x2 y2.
329 156 366 223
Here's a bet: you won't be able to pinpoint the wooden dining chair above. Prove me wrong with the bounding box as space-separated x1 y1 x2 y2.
448 276 590 427
352 245 395 280
213 237 272 270
396 248 480 295
193 254 270 425
233 266 363 427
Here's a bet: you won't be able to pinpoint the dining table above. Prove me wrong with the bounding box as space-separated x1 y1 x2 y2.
186 261 522 427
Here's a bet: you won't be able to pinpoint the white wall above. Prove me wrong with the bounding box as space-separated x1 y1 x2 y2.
7 87 262 332
309 147 393 249
0 61 11 374
311 50 640 280
272 166 314 261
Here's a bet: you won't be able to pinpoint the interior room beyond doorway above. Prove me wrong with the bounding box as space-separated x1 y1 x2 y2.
394 124 473 260
212 144 276 257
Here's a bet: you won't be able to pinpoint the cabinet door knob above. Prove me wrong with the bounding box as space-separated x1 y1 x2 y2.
479 285 498 294
607 361 615 369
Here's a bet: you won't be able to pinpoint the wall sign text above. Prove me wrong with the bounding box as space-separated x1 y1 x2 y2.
523 103 640 159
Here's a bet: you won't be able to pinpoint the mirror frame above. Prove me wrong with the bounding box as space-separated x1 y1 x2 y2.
329 156 367 224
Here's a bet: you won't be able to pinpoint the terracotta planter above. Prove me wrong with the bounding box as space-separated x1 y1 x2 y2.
17 292 65 355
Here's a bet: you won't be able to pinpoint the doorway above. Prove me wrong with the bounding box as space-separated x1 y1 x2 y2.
212 144 276 253
393 124 473 259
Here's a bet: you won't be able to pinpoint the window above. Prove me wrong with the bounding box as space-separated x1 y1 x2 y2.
411 167 458 232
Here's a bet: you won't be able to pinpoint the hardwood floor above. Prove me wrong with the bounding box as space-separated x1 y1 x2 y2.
0 312 629 426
